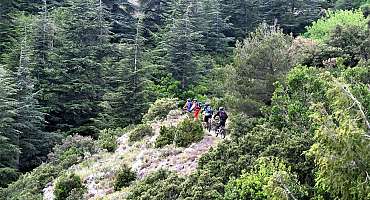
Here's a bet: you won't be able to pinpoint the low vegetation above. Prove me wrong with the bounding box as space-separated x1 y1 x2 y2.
155 119 204 148
128 124 154 143
54 173 85 200
114 165 137 191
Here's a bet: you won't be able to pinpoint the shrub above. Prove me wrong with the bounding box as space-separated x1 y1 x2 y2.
126 169 184 200
224 157 307 200
0 168 19 188
155 126 176 148
54 173 84 200
0 164 62 199
48 134 99 168
174 119 204 147
143 98 178 122
128 124 154 143
305 10 368 42
114 165 136 191
98 128 119 152
227 25 293 116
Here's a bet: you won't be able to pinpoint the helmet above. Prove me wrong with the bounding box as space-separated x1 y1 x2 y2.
219 107 224 111
193 99 197 102
187 98 191 101
205 102 210 106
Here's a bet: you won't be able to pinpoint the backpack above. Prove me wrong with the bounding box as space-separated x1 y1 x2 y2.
204 106 213 116
219 111 228 120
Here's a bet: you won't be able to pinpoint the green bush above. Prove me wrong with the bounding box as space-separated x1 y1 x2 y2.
128 124 154 143
305 10 368 42
143 98 178 122
114 165 136 191
54 173 84 200
174 119 204 147
224 157 307 200
49 134 98 169
127 169 184 200
0 168 19 188
0 164 62 200
98 128 119 152
155 126 176 148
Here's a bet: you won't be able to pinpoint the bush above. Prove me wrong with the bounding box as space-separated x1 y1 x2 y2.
54 173 84 200
143 98 178 122
48 134 99 168
0 164 62 200
114 165 136 191
126 169 184 200
224 157 307 200
174 119 204 147
0 168 19 188
155 126 176 148
98 128 119 152
129 124 154 143
305 10 368 42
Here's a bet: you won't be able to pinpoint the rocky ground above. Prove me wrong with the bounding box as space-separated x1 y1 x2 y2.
43 110 221 200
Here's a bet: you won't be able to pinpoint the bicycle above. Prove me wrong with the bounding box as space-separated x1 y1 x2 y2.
215 125 226 139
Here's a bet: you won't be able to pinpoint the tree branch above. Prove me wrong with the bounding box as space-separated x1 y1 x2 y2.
334 79 370 136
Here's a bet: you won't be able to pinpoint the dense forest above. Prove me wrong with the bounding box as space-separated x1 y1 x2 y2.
0 0 370 199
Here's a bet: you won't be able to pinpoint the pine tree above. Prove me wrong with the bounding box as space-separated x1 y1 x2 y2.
98 16 151 128
139 0 173 47
161 0 204 90
256 0 326 35
201 0 230 53
42 0 112 136
13 22 58 171
0 65 18 169
107 0 137 43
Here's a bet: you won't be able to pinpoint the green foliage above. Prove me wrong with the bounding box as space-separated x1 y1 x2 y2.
335 0 370 9
179 169 224 200
97 129 119 152
1 164 62 200
127 169 185 200
54 173 84 200
305 10 368 42
114 164 137 191
48 135 98 169
143 98 178 122
129 124 154 143
155 126 176 148
174 119 204 147
224 157 307 200
228 25 293 116
0 168 19 188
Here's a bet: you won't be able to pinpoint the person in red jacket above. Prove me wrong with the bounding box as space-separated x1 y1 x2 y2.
190 99 201 120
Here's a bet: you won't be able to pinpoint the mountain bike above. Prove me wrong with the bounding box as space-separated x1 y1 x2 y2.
215 125 226 139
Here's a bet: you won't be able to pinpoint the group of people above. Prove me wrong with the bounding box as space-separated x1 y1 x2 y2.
183 98 228 132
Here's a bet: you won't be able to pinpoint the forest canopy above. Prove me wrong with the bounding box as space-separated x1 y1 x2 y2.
0 0 370 199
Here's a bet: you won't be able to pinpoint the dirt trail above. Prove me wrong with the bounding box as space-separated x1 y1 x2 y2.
43 111 221 200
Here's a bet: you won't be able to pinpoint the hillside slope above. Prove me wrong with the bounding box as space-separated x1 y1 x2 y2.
43 110 221 200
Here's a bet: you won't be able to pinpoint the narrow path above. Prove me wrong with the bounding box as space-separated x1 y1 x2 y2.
43 111 222 200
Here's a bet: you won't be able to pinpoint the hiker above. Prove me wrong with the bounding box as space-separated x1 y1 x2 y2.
183 98 193 112
214 107 228 130
202 103 213 131
190 99 202 120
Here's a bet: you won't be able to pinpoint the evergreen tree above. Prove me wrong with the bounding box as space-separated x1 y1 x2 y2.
41 0 112 136
228 25 293 116
161 0 203 90
201 0 230 53
13 24 58 171
256 0 327 35
98 16 151 128
106 0 137 43
139 0 173 47
0 65 18 169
